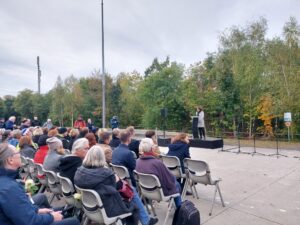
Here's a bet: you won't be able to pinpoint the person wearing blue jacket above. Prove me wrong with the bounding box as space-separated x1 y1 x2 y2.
167 133 191 189
5 116 16 130
112 129 137 187
0 143 80 225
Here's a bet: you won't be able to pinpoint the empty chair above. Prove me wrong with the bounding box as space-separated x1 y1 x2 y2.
134 170 180 225
183 158 225 216
110 163 132 186
43 169 62 204
57 173 81 209
75 185 132 225
35 163 48 193
160 155 193 198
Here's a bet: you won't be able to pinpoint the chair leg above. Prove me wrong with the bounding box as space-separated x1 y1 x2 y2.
216 183 225 207
150 201 157 216
209 185 218 216
142 197 151 214
163 198 175 225
49 194 55 204
181 179 188 200
192 182 199 199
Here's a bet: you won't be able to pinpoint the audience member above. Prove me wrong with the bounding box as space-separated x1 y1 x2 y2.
127 126 140 158
8 129 22 147
57 127 70 150
112 129 136 187
109 128 121 149
85 133 97 148
59 138 89 184
19 135 36 159
43 137 65 172
0 143 80 225
137 138 182 208
75 145 158 225
98 131 113 164
5 116 16 130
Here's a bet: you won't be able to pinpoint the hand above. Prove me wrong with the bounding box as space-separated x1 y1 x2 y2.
38 208 53 214
50 211 63 221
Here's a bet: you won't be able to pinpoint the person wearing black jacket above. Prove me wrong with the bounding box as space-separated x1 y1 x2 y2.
58 138 89 184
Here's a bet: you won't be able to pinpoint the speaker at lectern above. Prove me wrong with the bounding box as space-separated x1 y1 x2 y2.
192 116 199 139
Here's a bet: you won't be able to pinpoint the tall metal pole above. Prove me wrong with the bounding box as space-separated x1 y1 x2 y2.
101 0 106 128
37 56 41 94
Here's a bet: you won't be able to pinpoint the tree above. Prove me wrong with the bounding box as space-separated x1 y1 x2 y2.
13 89 34 119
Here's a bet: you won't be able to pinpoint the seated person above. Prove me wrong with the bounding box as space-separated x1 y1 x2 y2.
98 131 113 164
74 145 158 225
59 138 89 184
0 143 80 225
43 137 66 172
167 133 191 188
109 128 121 149
136 138 182 208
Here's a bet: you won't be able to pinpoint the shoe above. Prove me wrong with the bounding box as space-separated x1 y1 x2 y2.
148 217 159 225
186 190 193 196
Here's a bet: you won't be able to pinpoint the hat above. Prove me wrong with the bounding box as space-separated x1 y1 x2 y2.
38 135 49 147
58 127 67 134
46 137 63 150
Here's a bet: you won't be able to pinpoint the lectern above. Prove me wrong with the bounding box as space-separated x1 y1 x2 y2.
192 116 199 139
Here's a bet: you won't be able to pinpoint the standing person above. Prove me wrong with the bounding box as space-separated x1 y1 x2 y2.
110 116 119 129
5 116 16 130
74 115 86 129
197 106 206 139
87 118 94 132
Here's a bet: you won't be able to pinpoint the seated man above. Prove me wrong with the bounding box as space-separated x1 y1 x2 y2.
59 138 89 184
136 138 182 208
0 143 80 225
112 129 137 187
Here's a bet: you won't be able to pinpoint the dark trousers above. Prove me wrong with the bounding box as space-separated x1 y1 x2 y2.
198 127 205 139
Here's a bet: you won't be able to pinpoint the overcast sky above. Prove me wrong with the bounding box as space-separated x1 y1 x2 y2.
0 0 299 97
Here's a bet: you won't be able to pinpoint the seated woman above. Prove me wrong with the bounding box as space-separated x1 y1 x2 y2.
19 135 37 159
74 145 157 225
167 133 191 189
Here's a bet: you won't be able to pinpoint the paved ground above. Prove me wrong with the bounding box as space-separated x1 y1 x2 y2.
154 146 300 225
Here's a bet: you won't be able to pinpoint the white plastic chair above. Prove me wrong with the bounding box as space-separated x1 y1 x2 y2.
75 185 132 225
43 169 62 204
110 163 132 186
57 173 81 208
134 170 180 225
27 158 38 180
183 158 225 216
20 155 30 179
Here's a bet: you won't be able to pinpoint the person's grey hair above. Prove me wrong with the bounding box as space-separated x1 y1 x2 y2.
139 138 154 153
0 143 16 168
112 128 120 137
82 145 106 168
72 138 89 154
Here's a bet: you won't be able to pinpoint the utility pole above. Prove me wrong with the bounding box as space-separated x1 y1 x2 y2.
37 56 41 94
101 0 106 128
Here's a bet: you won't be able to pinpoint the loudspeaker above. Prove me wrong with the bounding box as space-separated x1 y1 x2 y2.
160 108 168 117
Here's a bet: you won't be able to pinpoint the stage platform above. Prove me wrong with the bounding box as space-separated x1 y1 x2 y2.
158 137 223 149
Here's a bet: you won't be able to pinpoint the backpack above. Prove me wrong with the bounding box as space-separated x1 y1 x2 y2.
172 200 200 225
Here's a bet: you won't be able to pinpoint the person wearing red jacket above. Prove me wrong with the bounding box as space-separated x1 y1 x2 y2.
73 115 86 129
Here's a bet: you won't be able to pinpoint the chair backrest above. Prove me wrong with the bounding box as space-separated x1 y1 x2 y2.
74 185 112 224
20 155 29 172
57 173 77 206
110 163 132 186
160 155 183 178
36 163 45 176
43 169 61 194
184 159 212 185
27 158 38 178
134 170 165 202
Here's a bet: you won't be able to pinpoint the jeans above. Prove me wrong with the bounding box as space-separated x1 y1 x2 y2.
131 187 150 225
32 193 51 208
174 179 182 208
